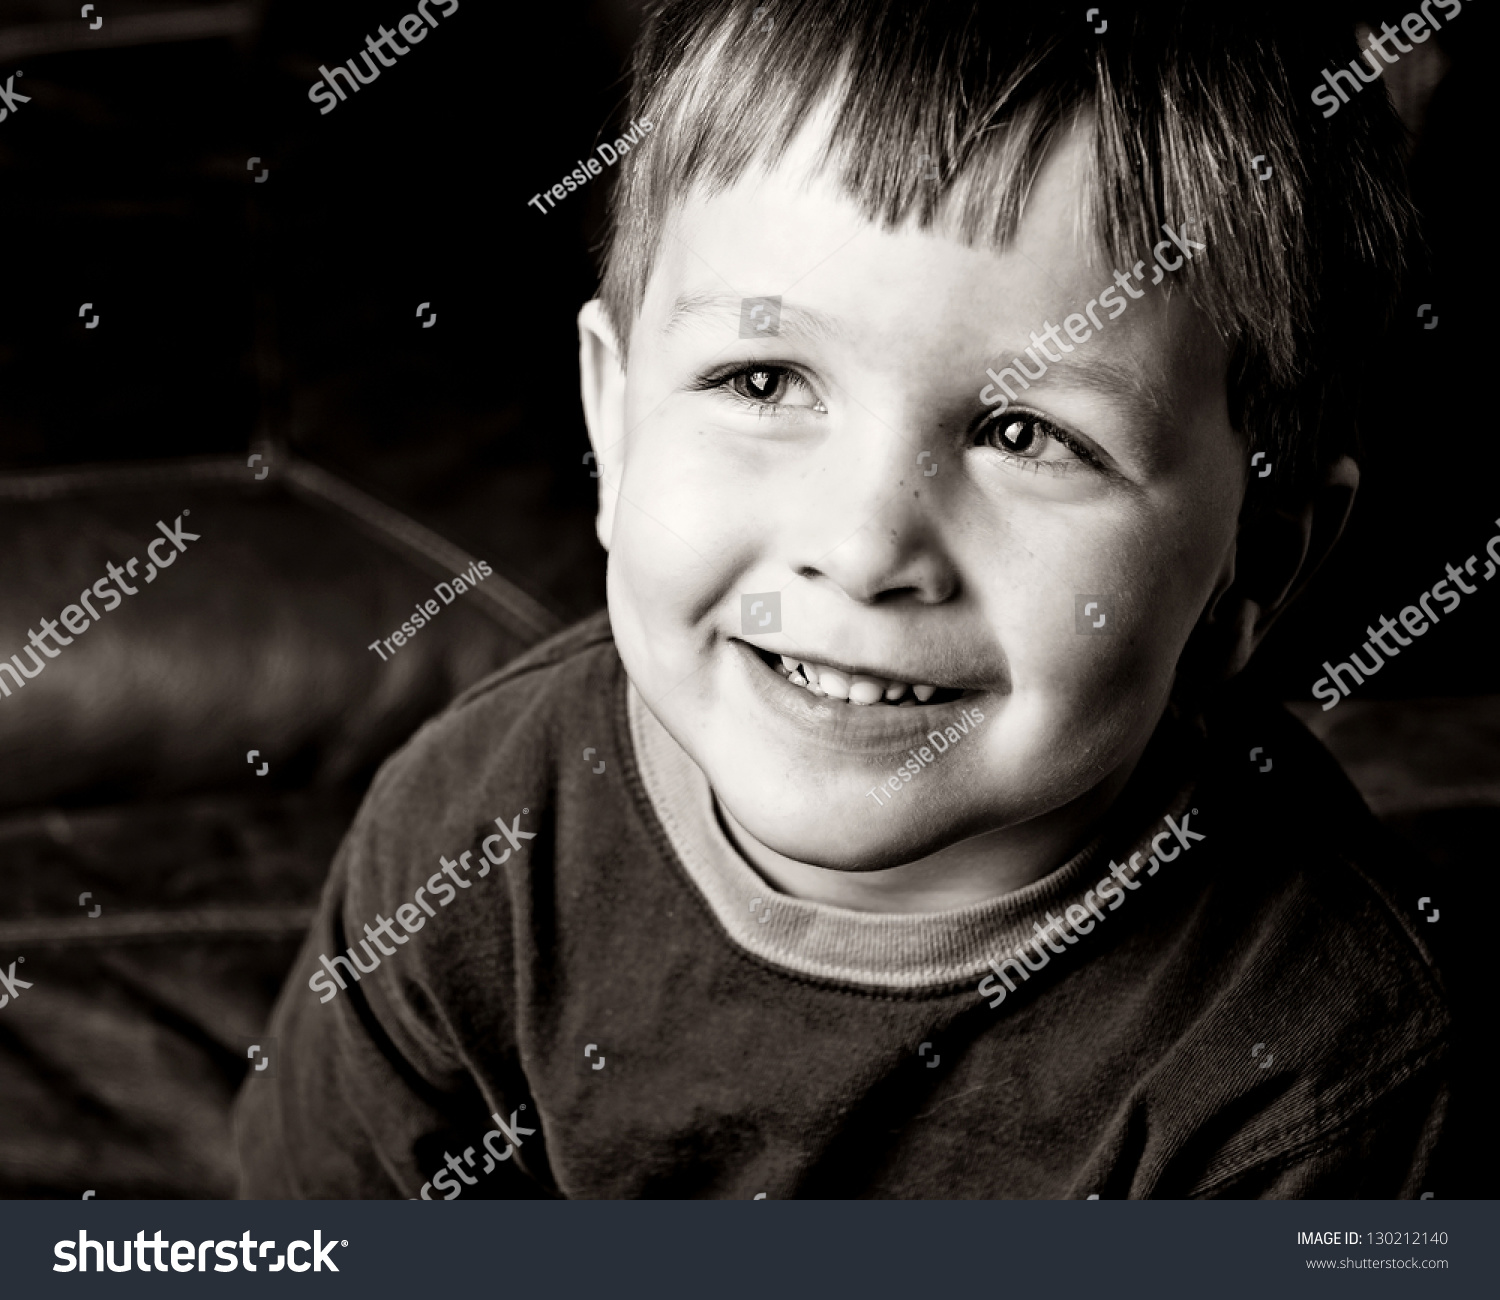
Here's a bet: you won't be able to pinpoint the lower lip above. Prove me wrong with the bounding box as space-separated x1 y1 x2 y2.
731 640 990 756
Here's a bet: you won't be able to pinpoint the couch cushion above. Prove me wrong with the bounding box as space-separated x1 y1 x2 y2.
0 789 356 1197
0 455 560 809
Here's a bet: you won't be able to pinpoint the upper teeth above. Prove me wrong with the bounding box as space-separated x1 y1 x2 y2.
777 654 939 705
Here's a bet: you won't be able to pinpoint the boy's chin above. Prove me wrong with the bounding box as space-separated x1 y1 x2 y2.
719 786 971 873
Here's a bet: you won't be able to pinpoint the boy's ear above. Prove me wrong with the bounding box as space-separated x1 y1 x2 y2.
1193 455 1360 683
577 299 627 551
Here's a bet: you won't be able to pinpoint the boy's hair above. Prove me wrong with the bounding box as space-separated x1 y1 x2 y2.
597 0 1417 495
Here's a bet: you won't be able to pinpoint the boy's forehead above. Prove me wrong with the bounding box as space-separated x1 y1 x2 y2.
646 123 1116 339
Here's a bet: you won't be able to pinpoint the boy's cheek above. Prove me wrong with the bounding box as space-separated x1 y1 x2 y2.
1008 633 1164 735
608 533 709 669
619 421 763 551
606 514 746 699
995 591 1180 754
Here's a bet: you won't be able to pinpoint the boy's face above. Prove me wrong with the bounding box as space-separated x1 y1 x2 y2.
590 124 1246 871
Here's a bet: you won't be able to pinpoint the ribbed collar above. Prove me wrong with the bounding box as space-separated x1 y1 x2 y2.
626 682 1201 994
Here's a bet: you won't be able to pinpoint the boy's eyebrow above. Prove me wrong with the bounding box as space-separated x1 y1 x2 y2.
1028 355 1172 421
662 290 845 342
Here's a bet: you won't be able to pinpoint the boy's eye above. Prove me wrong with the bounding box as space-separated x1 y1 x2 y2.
708 363 825 412
975 411 1094 469
737 367 789 401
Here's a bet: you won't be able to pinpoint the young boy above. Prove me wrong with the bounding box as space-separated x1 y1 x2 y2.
237 0 1447 1198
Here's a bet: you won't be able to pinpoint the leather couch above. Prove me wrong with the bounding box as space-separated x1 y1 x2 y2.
0 453 559 1197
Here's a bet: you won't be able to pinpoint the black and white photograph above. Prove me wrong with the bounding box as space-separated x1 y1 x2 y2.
0 0 1492 1292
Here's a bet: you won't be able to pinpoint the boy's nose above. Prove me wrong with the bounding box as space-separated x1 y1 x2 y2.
784 432 959 606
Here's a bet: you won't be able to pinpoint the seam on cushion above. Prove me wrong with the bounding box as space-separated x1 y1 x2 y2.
0 455 266 498
0 908 316 946
0 452 564 645
280 457 561 643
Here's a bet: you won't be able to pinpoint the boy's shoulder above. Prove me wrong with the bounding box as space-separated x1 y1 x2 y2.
1200 695 1442 983
347 609 624 889
443 606 618 713
1146 695 1449 1193
379 606 618 788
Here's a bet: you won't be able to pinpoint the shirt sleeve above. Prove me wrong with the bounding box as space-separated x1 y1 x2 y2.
1192 1050 1448 1199
233 759 548 1200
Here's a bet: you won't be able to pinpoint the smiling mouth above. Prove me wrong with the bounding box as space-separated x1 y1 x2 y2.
744 643 968 707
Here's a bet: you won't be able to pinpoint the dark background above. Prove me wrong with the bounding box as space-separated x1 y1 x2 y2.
0 0 1492 1198
0 0 639 620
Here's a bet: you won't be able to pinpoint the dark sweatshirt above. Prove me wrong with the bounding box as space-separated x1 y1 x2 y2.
235 612 1448 1198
